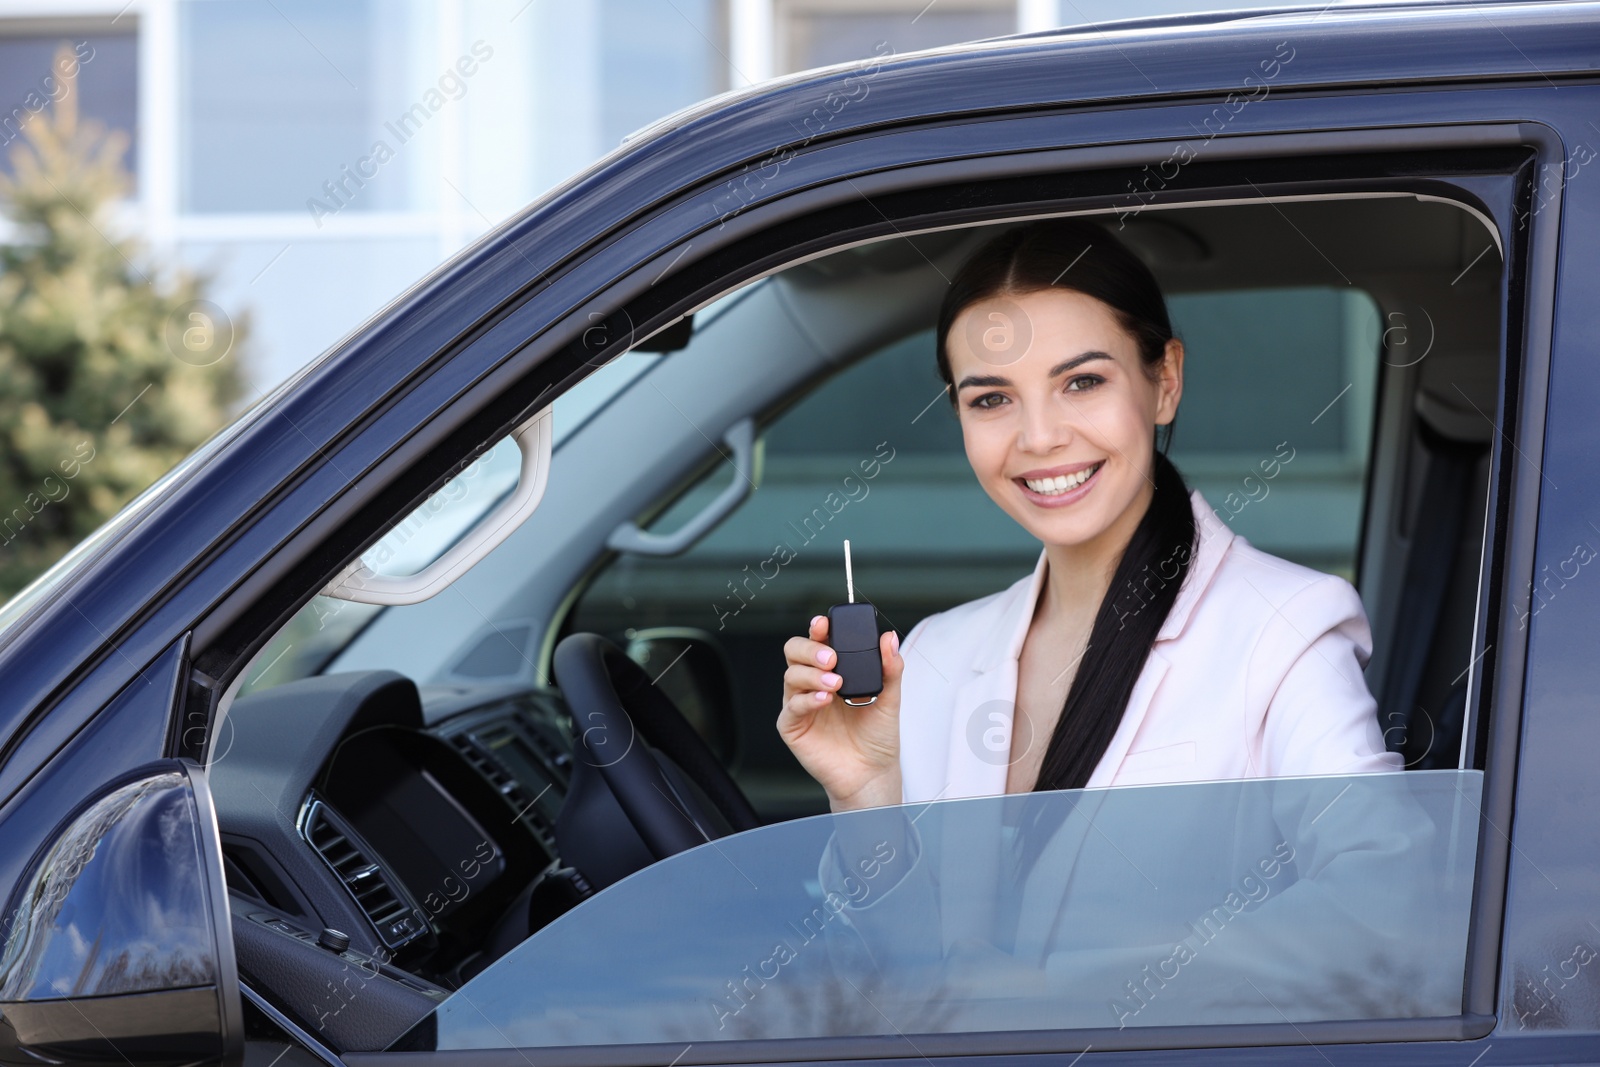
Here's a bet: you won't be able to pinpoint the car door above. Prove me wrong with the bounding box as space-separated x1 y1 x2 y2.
222 80 1559 1067
0 636 249 1066
1 7 1594 1067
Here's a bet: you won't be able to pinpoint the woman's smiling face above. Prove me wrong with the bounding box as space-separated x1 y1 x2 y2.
947 287 1184 552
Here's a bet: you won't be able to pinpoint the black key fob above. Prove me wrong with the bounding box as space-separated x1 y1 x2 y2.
827 601 882 705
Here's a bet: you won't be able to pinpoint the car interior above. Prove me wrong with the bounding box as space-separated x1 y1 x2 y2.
206 191 1504 1051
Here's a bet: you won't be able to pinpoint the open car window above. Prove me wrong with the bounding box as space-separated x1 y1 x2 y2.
569 203 1473 821
397 768 1480 1050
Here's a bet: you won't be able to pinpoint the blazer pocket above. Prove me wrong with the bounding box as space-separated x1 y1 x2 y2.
1120 740 1197 773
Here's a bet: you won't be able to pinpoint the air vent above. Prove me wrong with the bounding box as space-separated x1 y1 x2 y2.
221 850 265 903
450 730 521 796
515 705 573 781
449 731 557 854
301 799 426 950
528 725 572 778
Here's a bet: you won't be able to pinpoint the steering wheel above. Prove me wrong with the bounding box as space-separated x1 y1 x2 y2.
552 632 761 862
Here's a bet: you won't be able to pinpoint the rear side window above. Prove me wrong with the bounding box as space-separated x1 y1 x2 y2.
1167 286 1379 581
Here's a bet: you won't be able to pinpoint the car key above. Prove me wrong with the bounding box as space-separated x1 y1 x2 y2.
826 539 884 706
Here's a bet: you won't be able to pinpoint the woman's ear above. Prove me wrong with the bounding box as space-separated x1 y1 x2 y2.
1155 337 1185 425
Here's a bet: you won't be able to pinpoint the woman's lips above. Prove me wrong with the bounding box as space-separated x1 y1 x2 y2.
1015 459 1102 479
1015 461 1104 508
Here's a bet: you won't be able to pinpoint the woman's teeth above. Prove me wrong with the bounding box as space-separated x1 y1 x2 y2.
1023 463 1101 495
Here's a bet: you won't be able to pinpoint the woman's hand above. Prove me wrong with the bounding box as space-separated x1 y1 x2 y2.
778 615 906 812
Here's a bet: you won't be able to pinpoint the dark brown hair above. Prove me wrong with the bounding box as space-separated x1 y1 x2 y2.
936 217 1197 793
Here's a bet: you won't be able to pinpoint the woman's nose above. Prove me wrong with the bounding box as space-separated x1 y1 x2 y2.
1016 397 1075 453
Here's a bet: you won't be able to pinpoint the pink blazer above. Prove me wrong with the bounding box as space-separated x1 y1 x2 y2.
896 489 1402 803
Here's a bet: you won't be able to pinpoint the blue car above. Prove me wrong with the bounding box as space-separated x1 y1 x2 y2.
0 3 1596 1065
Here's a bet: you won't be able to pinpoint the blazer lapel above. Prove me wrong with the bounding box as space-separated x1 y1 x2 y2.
1010 789 1101 964
1081 490 1233 790
939 547 1050 802
941 663 1018 799
938 491 1232 800
1011 650 1171 964
1083 648 1172 789
928 491 1235 961
1009 491 1234 961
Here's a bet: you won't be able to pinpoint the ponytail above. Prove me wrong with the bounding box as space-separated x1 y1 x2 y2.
1030 451 1195 792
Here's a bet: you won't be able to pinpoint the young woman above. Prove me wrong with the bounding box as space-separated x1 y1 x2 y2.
778 216 1401 812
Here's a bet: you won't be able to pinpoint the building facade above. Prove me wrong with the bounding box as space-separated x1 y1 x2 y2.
0 0 1079 393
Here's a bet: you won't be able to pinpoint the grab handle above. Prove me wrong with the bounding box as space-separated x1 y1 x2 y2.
607 417 756 557
321 406 553 604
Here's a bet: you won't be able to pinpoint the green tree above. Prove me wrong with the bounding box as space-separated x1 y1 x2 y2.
0 45 244 598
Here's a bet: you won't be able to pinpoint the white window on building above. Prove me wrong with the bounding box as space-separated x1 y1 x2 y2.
775 0 1016 74
0 17 138 186
179 0 426 215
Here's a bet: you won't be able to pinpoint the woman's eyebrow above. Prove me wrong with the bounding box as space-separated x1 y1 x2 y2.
955 350 1114 391
1048 350 1115 377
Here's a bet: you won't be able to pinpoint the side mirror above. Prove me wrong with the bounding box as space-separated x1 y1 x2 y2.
0 761 241 1067
623 627 739 767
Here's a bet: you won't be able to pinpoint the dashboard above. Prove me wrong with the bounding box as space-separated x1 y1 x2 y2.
210 670 586 1048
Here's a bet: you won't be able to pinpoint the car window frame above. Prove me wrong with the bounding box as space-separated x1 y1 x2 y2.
185 112 1558 1066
